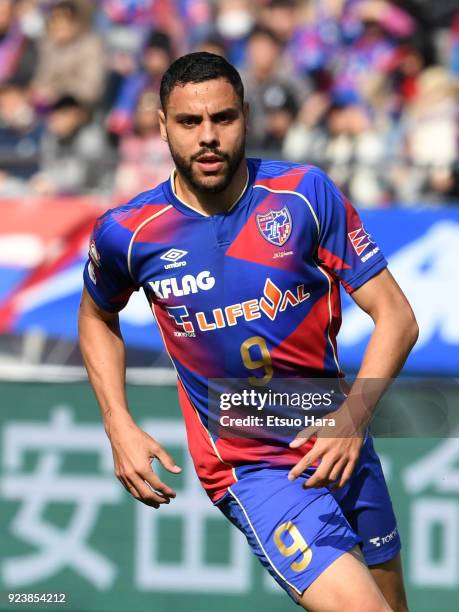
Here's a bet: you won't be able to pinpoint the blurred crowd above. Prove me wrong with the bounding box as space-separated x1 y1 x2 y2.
0 0 458 206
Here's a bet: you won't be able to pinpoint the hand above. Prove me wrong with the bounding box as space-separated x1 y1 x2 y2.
107 416 182 508
288 404 366 490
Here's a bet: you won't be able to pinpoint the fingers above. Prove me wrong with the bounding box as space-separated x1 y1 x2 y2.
304 457 342 489
143 468 177 500
155 447 182 474
288 446 359 489
128 480 161 509
110 432 181 508
327 461 345 486
115 466 174 508
333 461 356 491
288 448 319 481
130 474 163 506
116 473 159 509
289 426 316 449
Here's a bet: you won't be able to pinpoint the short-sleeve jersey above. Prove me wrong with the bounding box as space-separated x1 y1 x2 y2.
84 159 387 501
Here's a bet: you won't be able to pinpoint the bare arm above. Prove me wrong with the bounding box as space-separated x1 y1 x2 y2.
351 268 418 379
289 269 418 487
78 287 181 507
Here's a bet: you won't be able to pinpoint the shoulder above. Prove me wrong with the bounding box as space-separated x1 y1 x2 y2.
92 184 173 247
251 159 333 194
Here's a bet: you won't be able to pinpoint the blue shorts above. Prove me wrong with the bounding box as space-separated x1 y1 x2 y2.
216 436 401 599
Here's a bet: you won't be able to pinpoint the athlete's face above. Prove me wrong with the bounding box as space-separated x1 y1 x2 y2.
159 78 248 193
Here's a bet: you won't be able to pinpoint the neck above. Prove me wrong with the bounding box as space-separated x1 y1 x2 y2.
174 158 249 216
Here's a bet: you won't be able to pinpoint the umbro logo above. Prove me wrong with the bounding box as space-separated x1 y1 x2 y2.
161 248 187 262
161 249 188 269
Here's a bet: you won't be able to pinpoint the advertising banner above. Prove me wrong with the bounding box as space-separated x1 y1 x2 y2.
0 200 458 374
1 382 458 611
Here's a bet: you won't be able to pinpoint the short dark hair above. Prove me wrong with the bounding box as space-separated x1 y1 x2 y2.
145 30 172 54
160 52 244 111
51 94 83 111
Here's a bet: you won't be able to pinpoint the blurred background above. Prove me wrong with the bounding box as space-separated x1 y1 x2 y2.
0 1 458 611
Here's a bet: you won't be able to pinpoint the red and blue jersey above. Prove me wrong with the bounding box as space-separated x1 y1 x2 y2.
83 159 387 501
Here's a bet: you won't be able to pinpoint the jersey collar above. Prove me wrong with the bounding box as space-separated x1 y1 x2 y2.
163 159 255 218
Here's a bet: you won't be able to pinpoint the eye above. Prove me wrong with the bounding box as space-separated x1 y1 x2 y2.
179 117 198 127
216 114 233 124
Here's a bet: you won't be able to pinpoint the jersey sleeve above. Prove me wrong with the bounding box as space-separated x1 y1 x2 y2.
310 168 388 293
83 210 138 312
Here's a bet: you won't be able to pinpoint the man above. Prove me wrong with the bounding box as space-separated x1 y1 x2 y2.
32 0 105 108
78 52 418 611
241 25 309 149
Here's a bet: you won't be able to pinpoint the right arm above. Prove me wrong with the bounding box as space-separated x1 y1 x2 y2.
78 287 181 508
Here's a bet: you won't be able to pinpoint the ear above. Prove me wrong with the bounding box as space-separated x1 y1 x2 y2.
158 109 168 142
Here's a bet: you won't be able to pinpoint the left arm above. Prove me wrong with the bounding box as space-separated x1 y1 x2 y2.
349 268 418 379
288 268 418 488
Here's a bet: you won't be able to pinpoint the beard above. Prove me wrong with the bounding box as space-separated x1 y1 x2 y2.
167 138 246 194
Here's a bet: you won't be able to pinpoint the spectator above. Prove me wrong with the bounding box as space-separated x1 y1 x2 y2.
100 0 180 34
258 0 299 46
101 24 139 116
215 0 255 66
32 1 105 108
0 0 38 87
14 0 46 42
350 1 416 40
100 0 159 27
386 38 428 108
326 101 388 207
259 0 350 86
30 95 111 195
0 82 43 195
114 89 173 202
394 66 459 203
284 92 390 207
260 83 298 150
330 10 397 108
0 0 455 206
241 25 310 148
176 0 214 50
98 0 199 54
107 29 173 137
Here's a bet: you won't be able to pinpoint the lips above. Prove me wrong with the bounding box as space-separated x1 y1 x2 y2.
196 154 222 162
195 155 225 172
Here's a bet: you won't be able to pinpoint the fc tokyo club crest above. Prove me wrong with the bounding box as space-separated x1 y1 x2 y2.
256 207 292 246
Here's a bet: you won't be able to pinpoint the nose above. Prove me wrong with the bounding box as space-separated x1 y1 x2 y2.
198 119 219 148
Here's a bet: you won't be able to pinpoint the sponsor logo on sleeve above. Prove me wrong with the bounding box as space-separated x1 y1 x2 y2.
348 226 379 261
